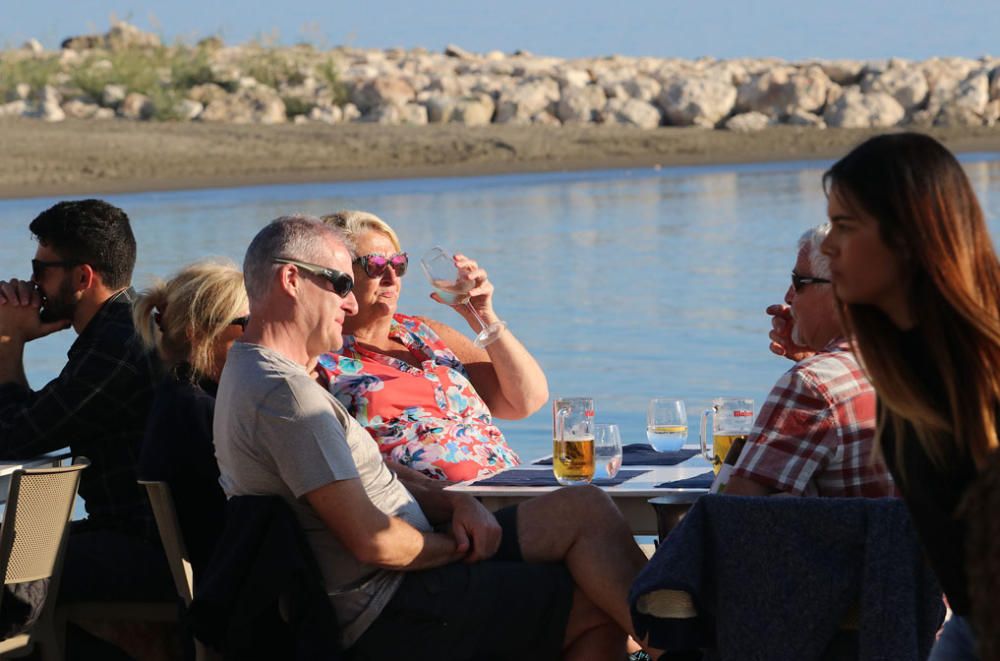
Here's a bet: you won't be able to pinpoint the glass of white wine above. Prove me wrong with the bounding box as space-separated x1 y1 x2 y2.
420 246 507 348
646 398 688 452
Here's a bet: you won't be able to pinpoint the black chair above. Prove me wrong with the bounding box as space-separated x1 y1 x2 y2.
188 495 341 660
630 495 945 661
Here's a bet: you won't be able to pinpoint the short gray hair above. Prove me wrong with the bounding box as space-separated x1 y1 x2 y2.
797 223 832 279
243 215 353 301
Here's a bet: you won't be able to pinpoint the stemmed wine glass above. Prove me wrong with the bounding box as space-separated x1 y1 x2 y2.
421 246 507 348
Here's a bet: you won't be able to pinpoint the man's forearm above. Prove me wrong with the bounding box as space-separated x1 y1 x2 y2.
0 339 28 388
368 517 463 570
392 462 459 525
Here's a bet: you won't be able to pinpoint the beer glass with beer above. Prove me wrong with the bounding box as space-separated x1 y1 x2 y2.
699 398 754 474
552 397 595 486
646 398 688 451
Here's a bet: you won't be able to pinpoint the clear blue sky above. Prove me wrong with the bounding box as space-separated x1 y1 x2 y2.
3 1 998 61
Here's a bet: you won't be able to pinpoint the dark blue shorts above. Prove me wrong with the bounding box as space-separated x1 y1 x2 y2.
350 505 574 661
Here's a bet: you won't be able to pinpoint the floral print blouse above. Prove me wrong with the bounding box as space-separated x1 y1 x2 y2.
316 313 520 481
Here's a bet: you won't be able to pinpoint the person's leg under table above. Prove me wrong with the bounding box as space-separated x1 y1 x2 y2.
514 485 666 658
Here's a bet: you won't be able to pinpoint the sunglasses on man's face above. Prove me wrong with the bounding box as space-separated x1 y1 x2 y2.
791 272 832 293
273 258 354 297
31 259 80 282
354 253 408 279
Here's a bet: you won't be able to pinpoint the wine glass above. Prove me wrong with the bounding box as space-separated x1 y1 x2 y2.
420 246 507 348
646 398 688 452
594 423 623 479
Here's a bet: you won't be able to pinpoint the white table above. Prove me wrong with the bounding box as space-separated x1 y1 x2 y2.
446 454 714 536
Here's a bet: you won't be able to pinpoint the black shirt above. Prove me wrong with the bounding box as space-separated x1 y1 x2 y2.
138 365 226 579
0 289 159 540
879 329 978 615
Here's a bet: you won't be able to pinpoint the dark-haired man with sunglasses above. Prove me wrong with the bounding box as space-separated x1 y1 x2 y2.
724 223 896 498
0 199 173 655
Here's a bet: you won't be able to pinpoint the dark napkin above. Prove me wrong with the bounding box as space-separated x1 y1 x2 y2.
534 444 698 467
655 471 715 490
471 468 649 487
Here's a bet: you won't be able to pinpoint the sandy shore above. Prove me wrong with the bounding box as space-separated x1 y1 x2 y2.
1 118 999 199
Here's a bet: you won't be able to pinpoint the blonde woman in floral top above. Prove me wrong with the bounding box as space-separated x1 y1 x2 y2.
315 211 549 481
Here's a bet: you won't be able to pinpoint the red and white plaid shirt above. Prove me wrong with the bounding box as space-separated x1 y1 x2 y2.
732 339 897 497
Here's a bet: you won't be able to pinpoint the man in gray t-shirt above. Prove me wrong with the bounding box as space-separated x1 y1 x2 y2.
216 215 664 659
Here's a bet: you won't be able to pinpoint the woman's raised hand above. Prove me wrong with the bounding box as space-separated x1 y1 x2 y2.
432 253 499 324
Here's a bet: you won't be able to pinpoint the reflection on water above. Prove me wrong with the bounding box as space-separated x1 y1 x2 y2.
2 155 999 460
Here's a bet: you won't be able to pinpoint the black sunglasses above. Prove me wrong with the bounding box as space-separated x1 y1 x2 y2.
230 315 250 330
791 272 831 292
354 252 408 279
31 259 80 281
273 257 354 297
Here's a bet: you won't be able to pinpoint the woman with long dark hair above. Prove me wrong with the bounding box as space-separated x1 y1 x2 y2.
820 132 999 659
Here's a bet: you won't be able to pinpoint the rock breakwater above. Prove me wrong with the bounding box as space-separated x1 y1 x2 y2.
2 22 999 131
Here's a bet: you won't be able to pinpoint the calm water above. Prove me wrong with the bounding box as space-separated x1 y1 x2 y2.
3 155 999 462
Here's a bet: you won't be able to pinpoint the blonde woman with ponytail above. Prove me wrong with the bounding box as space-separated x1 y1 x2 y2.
134 260 248 577
820 133 999 660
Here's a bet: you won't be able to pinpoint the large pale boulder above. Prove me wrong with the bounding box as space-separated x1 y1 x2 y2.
101 84 127 108
6 83 31 102
621 76 661 102
200 88 287 124
451 94 495 126
187 83 229 105
494 79 559 124
823 88 904 128
724 111 774 131
0 100 28 117
425 96 457 123
860 64 928 111
308 104 344 124
935 73 990 126
22 39 44 55
444 44 475 59
119 92 154 120
657 75 737 127
175 99 203 121
984 99 1000 126
105 22 161 50
36 101 66 122
342 103 362 122
785 109 826 128
557 68 591 88
530 111 561 126
399 102 429 125
556 85 606 123
426 75 463 97
736 66 831 116
614 98 662 128
816 60 865 86
350 77 416 112
363 104 402 124
61 99 102 119
991 67 1000 100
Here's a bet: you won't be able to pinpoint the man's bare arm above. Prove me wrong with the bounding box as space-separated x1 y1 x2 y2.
305 477 463 570
390 464 502 563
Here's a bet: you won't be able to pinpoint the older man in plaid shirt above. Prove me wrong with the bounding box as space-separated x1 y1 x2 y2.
725 224 896 498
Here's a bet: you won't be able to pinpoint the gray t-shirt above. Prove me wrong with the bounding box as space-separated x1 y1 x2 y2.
214 342 432 645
